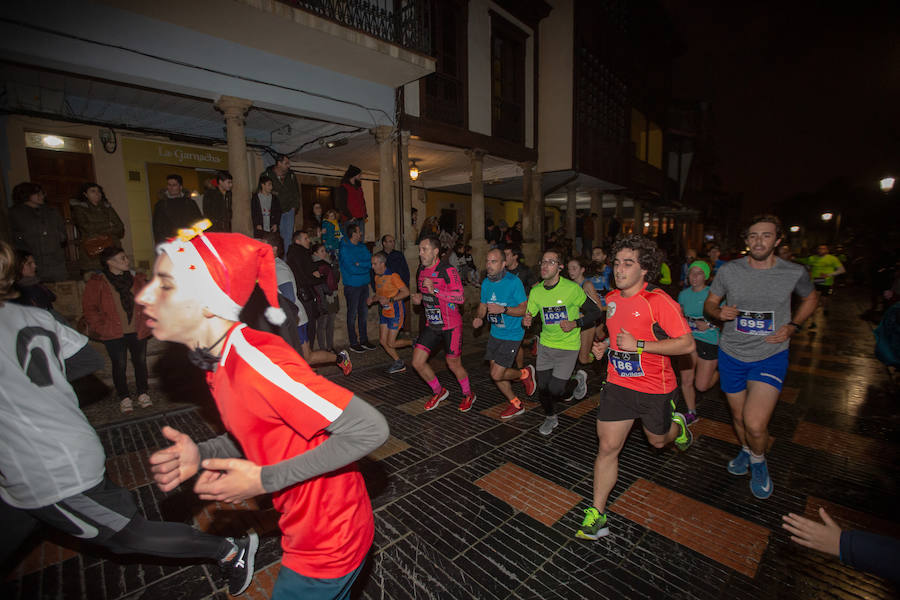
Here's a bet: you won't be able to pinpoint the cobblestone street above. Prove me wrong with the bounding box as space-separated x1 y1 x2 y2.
4 291 899 599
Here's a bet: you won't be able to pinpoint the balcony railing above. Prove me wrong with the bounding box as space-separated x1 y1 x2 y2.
281 0 432 55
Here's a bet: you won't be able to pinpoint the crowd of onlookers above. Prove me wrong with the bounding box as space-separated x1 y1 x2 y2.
9 163 900 410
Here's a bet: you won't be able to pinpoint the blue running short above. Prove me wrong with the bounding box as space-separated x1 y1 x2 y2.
379 301 404 330
718 348 789 393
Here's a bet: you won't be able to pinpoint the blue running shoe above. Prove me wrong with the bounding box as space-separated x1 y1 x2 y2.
749 461 774 499
727 448 751 475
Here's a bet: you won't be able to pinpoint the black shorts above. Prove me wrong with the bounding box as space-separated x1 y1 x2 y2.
696 339 718 361
415 326 463 357
485 337 521 368
596 383 677 436
26 477 138 543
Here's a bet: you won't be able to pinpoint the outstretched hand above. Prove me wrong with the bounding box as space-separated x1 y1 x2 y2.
781 507 842 557
149 426 201 492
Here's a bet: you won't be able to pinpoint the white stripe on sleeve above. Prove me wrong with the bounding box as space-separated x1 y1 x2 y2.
230 329 343 422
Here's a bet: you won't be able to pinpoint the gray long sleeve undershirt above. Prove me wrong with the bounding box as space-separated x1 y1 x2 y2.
197 395 389 493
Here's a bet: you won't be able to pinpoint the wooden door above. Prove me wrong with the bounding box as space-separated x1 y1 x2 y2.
25 147 96 266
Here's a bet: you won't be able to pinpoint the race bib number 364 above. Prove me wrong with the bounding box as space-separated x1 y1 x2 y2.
425 307 443 326
736 310 774 336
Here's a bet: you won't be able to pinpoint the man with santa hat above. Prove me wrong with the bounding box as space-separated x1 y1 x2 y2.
140 222 389 599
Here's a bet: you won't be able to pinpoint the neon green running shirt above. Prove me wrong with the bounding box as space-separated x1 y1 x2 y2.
526 277 587 351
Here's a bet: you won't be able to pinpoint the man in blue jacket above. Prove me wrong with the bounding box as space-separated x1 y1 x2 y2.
340 224 375 353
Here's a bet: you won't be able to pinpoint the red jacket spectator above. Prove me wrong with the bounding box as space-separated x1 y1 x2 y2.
82 273 152 340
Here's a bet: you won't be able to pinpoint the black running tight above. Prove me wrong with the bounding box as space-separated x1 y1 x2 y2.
105 515 233 560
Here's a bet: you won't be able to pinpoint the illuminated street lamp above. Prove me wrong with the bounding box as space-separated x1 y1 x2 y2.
880 176 895 192
789 225 800 233
820 212 833 222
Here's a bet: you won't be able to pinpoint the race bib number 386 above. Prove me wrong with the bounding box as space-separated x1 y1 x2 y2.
736 310 774 336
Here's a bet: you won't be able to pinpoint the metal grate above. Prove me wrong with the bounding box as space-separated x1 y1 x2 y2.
283 0 432 55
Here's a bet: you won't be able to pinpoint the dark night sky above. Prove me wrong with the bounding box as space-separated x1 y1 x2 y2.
661 1 900 211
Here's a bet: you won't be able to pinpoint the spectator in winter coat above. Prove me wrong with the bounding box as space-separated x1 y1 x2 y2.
336 165 368 239
339 224 373 352
312 243 340 352
11 250 57 314
152 175 203 244
82 247 152 413
251 175 282 239
263 154 301 252
71 182 125 272
9 182 68 281
202 171 233 233
322 208 343 259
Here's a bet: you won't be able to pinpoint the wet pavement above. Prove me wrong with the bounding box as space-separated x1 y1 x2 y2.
4 290 899 599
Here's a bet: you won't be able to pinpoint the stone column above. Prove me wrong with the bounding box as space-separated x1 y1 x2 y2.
523 168 543 265
399 131 413 249
215 95 253 236
520 161 540 266
520 161 534 239
566 183 577 253
466 149 487 273
590 189 603 247
373 126 395 241
520 162 535 238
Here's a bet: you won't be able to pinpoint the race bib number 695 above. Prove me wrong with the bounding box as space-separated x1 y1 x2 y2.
736 310 774 336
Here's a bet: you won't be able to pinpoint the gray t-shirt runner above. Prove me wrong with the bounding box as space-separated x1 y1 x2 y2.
710 257 814 362
0 303 105 509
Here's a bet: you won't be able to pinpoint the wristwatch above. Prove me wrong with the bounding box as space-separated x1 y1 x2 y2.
636 340 645 354
503 306 508 314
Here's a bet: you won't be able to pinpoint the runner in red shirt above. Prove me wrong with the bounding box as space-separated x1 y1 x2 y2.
140 223 388 599
576 234 695 541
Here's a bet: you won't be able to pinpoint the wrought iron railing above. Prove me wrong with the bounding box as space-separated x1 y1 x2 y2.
281 0 432 55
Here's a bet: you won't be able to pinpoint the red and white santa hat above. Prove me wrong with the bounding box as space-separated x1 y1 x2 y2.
156 220 286 325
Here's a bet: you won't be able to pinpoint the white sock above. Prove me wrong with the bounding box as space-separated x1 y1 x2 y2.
749 451 765 464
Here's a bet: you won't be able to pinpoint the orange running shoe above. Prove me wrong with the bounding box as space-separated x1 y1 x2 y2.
424 387 449 411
